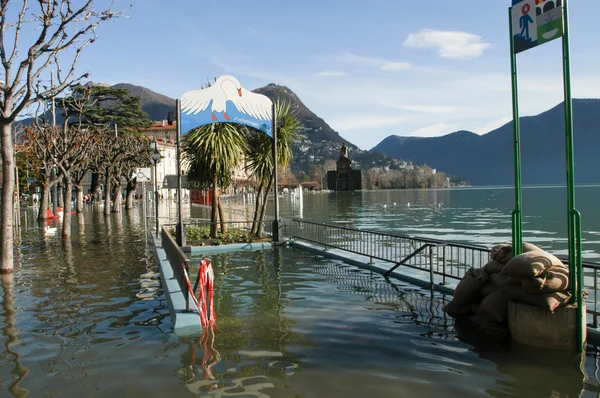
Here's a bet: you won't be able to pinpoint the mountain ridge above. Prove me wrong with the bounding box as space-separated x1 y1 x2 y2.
371 98 600 185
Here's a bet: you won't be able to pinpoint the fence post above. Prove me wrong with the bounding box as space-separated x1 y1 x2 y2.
429 245 434 291
184 262 190 312
442 246 447 286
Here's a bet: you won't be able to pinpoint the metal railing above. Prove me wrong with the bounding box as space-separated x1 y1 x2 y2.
283 219 490 285
283 218 600 327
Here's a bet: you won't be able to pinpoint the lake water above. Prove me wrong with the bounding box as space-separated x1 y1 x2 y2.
273 185 600 260
3 186 600 397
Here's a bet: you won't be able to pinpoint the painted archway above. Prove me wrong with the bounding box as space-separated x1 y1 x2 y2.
180 75 273 136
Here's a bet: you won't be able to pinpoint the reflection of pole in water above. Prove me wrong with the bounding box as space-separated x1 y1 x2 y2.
298 185 303 219
1 274 30 397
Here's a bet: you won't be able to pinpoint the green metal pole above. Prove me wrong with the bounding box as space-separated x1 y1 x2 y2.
509 7 523 256
561 0 584 352
271 103 281 242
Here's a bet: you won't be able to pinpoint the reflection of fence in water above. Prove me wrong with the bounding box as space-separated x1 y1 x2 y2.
283 219 600 330
311 260 453 332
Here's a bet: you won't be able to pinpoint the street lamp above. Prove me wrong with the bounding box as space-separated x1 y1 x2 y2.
151 139 161 235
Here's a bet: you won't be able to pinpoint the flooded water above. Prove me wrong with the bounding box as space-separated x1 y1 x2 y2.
3 191 600 397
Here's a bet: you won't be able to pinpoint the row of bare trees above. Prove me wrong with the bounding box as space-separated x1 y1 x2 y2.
20 84 154 238
0 1 131 271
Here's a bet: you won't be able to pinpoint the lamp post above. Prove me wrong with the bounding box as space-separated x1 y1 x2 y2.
151 139 161 235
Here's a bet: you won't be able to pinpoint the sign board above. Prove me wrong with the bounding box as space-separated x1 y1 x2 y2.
512 0 563 54
161 175 188 189
180 75 273 137
134 168 152 182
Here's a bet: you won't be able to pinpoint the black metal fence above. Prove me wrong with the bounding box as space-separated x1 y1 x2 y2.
282 218 600 327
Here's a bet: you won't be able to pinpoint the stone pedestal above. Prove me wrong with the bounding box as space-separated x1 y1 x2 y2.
507 300 586 351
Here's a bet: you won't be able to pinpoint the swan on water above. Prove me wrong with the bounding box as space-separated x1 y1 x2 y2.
44 225 57 235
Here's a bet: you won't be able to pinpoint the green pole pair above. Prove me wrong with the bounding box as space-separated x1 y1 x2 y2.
508 0 584 352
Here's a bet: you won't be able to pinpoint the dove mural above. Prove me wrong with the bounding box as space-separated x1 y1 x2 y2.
180 75 273 137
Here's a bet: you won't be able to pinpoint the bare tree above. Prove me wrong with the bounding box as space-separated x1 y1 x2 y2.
0 1 128 271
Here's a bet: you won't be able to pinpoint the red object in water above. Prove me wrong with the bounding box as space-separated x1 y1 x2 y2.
183 258 216 327
197 258 216 326
45 209 60 219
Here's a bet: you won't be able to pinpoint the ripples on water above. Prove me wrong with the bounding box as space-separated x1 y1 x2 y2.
1 205 600 397
272 186 600 260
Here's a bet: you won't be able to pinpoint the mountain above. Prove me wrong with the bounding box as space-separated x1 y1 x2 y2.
111 83 175 120
371 99 600 186
253 83 354 147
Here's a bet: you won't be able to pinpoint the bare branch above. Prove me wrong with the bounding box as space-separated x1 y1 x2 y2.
1 0 130 123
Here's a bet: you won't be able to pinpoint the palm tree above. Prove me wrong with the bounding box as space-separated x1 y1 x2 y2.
182 122 247 238
246 100 301 236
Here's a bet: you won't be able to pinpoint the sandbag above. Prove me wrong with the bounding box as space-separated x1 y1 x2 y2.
503 286 571 313
521 274 547 294
479 290 508 323
443 301 472 317
483 260 505 275
490 242 542 264
444 268 488 317
470 312 497 327
480 282 498 298
501 250 563 278
490 273 508 288
539 266 569 293
450 267 488 306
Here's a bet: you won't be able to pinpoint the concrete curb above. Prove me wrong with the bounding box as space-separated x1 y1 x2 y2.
186 242 273 255
150 232 203 337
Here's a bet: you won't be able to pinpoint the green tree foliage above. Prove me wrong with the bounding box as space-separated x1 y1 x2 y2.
58 85 153 212
62 85 153 132
245 101 301 236
182 123 248 237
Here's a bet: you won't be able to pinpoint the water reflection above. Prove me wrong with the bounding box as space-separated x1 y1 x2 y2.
1 274 29 398
5 205 600 397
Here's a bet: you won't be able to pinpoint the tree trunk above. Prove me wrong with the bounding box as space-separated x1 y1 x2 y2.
1 121 15 272
112 181 122 213
62 177 73 238
104 172 111 215
75 185 84 213
256 177 273 238
217 196 227 234
57 180 64 208
210 176 218 238
125 180 135 210
38 181 50 220
91 172 100 202
251 182 265 235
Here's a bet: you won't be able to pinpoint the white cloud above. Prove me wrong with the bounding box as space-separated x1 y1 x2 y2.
380 62 411 71
331 52 411 71
334 52 388 66
315 71 349 77
328 115 407 131
382 103 457 114
404 30 492 60
408 123 458 137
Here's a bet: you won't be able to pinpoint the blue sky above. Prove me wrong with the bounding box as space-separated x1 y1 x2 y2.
45 1 600 149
